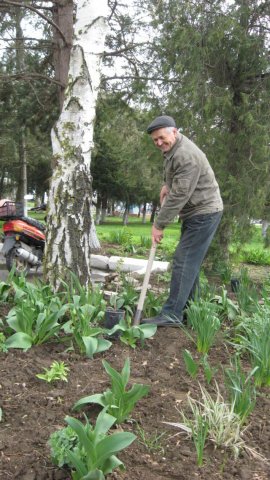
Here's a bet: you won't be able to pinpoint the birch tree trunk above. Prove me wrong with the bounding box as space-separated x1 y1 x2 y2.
44 0 109 288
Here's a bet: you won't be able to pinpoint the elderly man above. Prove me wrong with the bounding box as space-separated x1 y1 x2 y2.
142 115 223 326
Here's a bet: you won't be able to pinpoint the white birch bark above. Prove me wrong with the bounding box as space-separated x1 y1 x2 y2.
44 0 109 288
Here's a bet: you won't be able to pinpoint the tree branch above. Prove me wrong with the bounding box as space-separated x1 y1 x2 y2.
1 0 69 46
103 42 147 57
0 72 65 86
251 24 270 32
1 36 51 42
108 0 117 22
102 75 181 83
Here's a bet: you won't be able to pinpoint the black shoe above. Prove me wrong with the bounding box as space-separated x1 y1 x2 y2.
141 315 183 327
183 311 188 324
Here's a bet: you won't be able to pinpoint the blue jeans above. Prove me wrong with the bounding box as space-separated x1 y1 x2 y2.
161 211 223 321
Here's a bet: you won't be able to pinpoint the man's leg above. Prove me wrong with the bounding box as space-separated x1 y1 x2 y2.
183 273 200 321
161 211 222 321
142 211 222 326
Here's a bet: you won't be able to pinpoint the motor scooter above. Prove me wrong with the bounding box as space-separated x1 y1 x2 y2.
0 200 46 275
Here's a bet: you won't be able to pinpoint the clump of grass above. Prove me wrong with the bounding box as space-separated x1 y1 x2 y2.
224 356 257 423
214 260 233 284
185 299 221 354
234 307 270 387
164 383 263 466
234 268 259 315
139 235 152 249
240 247 270 266
135 422 165 454
108 228 133 248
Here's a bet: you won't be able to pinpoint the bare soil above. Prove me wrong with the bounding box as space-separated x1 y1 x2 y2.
0 262 270 480
0 316 270 480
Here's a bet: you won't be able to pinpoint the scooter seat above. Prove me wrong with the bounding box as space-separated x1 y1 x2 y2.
21 216 46 232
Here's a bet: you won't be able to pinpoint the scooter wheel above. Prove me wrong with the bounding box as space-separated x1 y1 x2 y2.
6 248 30 276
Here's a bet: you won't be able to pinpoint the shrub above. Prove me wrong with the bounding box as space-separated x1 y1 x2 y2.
241 248 270 265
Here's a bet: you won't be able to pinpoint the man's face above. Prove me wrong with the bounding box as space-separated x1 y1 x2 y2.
150 127 178 153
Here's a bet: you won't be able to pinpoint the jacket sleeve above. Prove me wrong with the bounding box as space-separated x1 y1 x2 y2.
154 153 201 229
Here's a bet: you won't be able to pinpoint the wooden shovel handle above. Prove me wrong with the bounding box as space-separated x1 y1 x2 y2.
133 243 157 326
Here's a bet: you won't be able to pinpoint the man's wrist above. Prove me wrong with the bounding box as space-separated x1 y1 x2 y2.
154 222 165 230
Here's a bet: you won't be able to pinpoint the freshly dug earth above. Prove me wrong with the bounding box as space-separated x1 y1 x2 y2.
0 319 269 480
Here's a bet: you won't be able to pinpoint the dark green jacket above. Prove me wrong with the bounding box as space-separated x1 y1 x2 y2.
155 134 223 229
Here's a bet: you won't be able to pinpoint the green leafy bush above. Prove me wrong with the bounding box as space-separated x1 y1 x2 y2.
50 409 136 478
108 319 157 349
119 323 157 349
241 248 270 265
117 285 139 316
61 272 106 319
212 288 239 321
5 298 68 350
143 291 164 318
64 295 110 357
182 350 217 383
49 425 83 468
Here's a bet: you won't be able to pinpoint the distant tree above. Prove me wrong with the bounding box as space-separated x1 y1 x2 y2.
92 94 162 224
0 1 59 202
143 0 270 255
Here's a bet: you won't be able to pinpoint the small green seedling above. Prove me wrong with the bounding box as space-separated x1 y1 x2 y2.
135 422 165 454
108 320 157 349
0 332 8 353
36 361 70 383
0 280 11 302
224 356 257 422
182 349 199 379
201 354 218 384
182 350 217 384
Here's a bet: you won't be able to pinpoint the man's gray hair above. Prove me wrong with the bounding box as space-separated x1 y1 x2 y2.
165 126 175 133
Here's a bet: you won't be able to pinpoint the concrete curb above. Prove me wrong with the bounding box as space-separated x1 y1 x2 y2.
0 244 169 276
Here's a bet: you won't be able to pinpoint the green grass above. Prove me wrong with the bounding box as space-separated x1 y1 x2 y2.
230 225 270 266
96 216 180 244
2 213 270 267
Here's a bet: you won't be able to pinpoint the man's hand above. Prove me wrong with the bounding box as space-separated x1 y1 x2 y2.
152 225 163 245
160 185 169 205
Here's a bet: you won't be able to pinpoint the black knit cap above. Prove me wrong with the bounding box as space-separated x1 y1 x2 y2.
147 115 176 134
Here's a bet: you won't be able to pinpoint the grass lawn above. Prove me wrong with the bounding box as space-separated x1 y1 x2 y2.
1 209 270 265
96 215 181 243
